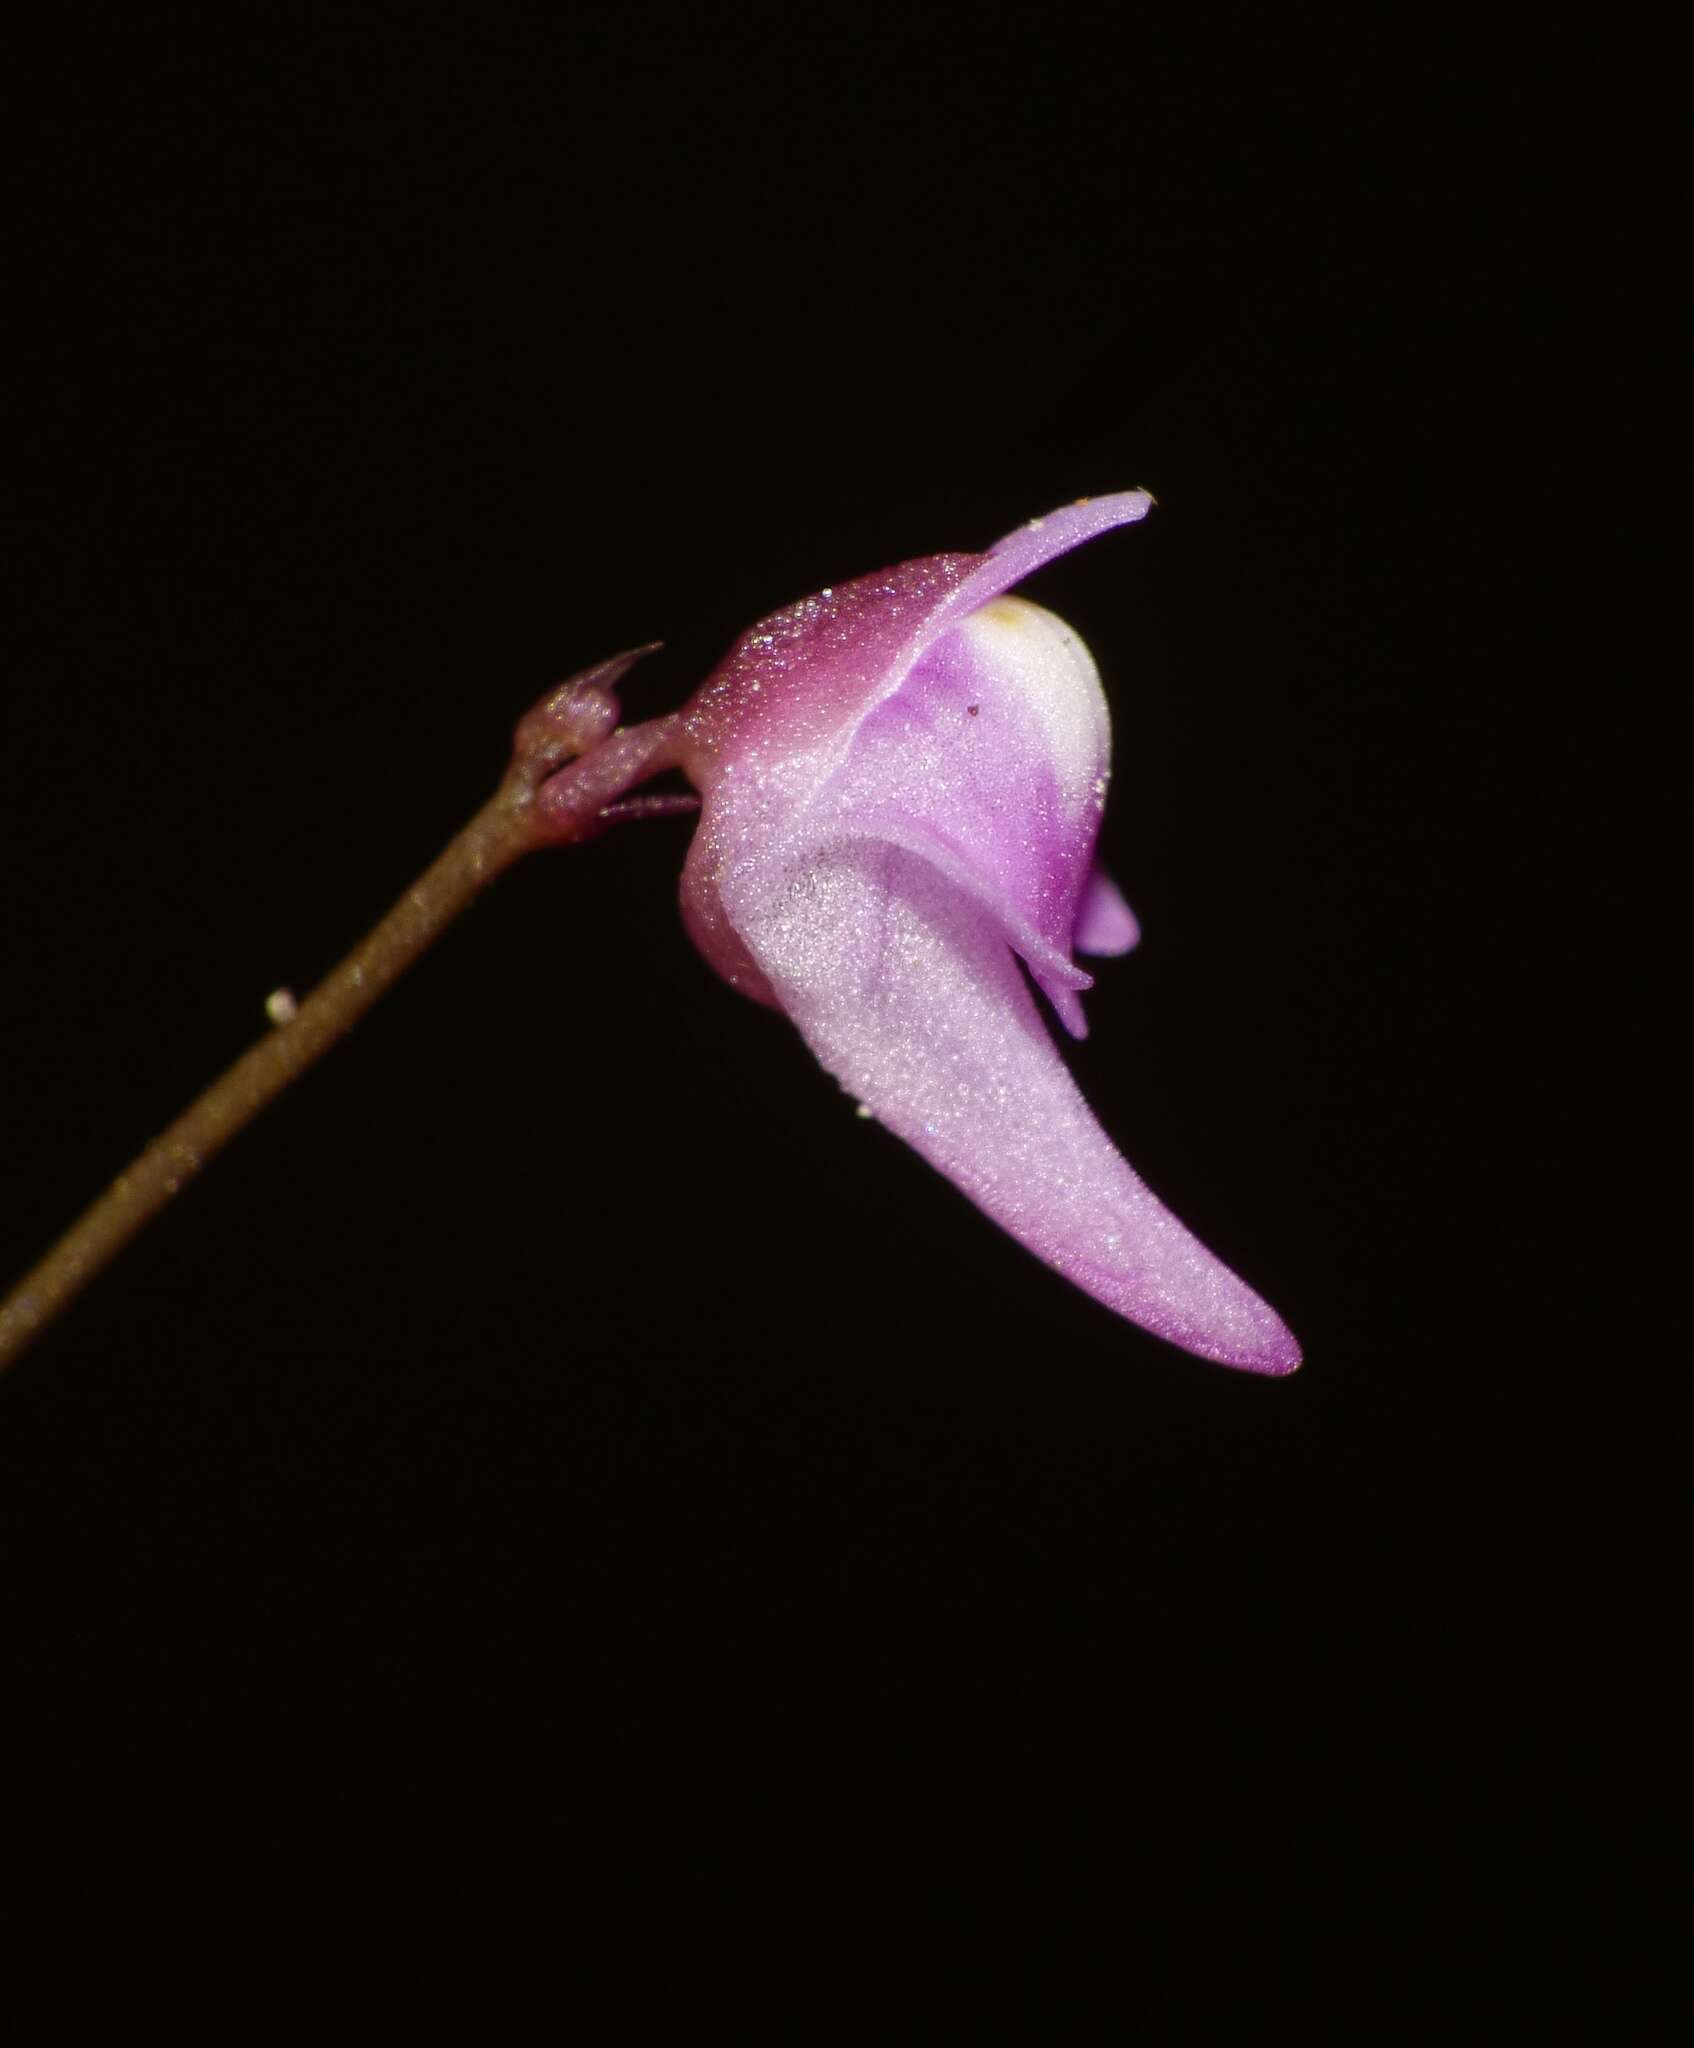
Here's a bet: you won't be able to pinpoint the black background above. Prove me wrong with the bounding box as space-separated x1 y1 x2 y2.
2 20 1607 1998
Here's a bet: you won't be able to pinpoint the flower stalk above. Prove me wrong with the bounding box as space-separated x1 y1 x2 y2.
0 649 681 1376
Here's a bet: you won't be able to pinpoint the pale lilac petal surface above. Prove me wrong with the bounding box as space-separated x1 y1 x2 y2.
821 597 1116 1035
719 840 1299 1374
1074 865 1140 955
892 490 1155 684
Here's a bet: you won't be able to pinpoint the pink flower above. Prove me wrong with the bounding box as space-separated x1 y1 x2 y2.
670 495 1299 1374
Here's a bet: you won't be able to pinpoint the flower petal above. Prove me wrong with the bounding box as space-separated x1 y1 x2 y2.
1074 865 1140 956
676 550 981 796
677 495 1153 1016
722 837 1300 1374
962 490 1156 627
820 596 1114 1036
675 491 1153 805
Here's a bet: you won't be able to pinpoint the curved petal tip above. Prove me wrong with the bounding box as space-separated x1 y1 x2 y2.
729 841 1300 1376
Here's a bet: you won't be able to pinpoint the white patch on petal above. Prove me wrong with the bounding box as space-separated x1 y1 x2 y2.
957 598 1108 812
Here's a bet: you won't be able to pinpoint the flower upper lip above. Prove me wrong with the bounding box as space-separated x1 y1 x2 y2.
676 493 1156 795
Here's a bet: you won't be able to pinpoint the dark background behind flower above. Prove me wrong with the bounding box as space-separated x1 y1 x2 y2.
1 17 1613 1993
